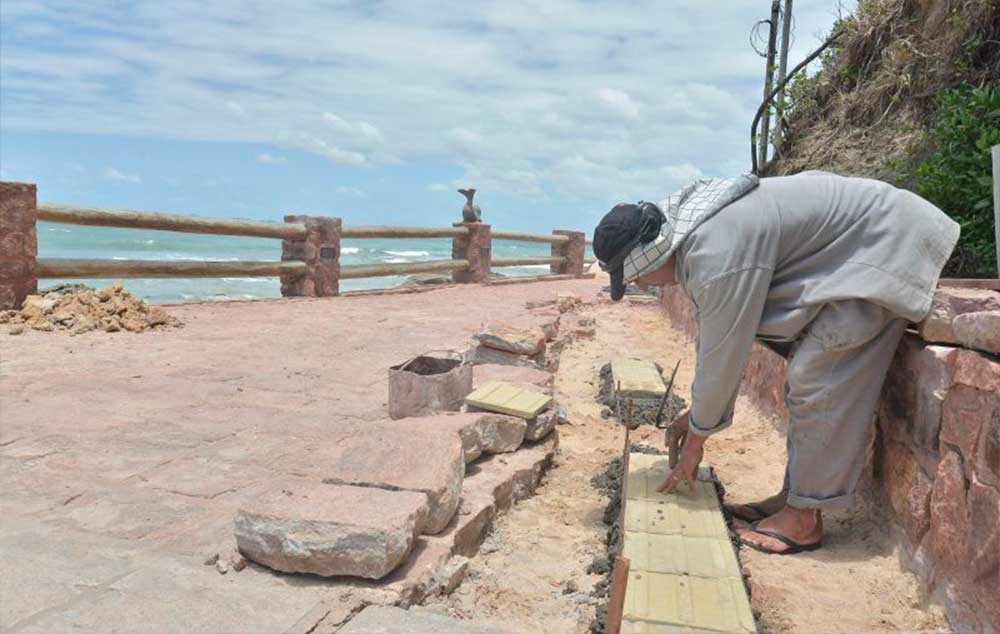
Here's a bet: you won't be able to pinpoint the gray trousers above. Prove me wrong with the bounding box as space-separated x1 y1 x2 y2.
768 301 907 510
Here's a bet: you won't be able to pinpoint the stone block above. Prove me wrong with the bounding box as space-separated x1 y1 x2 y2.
276 424 465 535
879 336 955 460
941 385 994 475
918 287 1000 345
879 439 933 544
466 343 541 368
473 363 553 394
928 451 969 571
233 479 428 579
476 413 526 454
551 230 586 276
953 310 1000 355
967 477 1000 583
475 322 546 356
398 413 485 463
338 606 506 634
950 348 1000 393
451 223 491 284
523 404 565 441
975 398 1000 487
531 308 561 341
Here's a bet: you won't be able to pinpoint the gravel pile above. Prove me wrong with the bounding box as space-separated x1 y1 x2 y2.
2 283 181 335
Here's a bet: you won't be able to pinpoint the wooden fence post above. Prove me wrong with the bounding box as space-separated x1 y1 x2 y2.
451 222 491 283
551 230 585 276
281 215 341 297
992 145 999 274
0 181 38 309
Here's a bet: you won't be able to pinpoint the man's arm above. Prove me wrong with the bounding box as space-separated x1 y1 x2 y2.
687 267 773 435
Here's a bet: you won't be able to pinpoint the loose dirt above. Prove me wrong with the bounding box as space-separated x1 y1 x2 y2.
431 300 949 633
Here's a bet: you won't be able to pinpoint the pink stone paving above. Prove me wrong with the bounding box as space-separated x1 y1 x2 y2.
0 277 601 632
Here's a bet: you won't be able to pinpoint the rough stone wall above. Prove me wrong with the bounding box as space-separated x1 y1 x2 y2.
658 284 1000 633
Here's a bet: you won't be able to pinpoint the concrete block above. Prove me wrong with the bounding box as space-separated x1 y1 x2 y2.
234 479 428 579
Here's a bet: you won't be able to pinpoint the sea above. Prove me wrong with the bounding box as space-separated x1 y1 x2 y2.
38 222 586 303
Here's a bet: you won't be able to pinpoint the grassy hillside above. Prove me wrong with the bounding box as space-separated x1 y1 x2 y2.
772 0 1000 276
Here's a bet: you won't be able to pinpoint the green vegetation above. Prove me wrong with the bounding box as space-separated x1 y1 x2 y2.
905 85 999 278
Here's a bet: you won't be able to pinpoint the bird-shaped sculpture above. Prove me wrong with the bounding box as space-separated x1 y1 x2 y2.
458 188 482 223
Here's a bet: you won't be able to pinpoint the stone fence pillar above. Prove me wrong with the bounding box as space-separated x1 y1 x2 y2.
281 215 341 297
451 222 491 283
551 230 585 276
0 181 38 310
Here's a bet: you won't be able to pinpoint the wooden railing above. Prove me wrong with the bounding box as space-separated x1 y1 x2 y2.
0 181 591 306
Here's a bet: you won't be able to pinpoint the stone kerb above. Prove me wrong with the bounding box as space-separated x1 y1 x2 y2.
451 222 491 283
551 230 586 276
281 214 341 297
0 181 38 310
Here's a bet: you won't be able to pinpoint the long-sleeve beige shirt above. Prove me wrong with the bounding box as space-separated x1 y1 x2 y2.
673 171 960 435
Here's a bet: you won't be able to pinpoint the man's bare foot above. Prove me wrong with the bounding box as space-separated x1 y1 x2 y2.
736 505 823 555
725 490 788 522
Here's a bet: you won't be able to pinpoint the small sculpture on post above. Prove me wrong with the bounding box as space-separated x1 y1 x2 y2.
458 188 482 223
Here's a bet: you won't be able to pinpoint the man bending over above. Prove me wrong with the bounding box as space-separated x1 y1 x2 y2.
592 171 959 554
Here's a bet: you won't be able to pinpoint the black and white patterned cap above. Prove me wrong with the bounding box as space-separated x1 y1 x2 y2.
621 174 760 284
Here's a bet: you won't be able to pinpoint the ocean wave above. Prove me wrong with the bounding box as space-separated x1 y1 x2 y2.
385 258 409 263
342 247 360 255
384 250 430 257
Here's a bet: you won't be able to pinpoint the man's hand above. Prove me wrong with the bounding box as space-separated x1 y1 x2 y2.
657 411 705 494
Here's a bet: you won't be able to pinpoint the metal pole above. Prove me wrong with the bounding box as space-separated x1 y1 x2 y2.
993 145 999 274
758 0 781 169
774 0 793 155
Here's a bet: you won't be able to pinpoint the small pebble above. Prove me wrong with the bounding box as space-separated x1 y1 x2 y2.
8 325 24 335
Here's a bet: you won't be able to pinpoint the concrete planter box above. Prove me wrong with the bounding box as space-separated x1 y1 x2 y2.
389 353 473 420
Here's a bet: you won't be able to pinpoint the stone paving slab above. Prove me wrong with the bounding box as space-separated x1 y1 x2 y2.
338 605 508 633
273 423 466 535
234 479 430 579
0 278 601 631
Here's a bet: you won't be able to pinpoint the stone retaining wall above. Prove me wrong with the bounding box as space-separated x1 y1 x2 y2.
658 284 1000 634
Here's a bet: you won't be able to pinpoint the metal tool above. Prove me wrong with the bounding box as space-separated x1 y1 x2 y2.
653 361 683 468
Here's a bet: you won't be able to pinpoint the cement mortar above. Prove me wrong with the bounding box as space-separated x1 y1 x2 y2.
597 363 686 428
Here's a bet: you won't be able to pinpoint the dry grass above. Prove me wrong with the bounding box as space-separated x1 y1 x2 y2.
773 0 1000 180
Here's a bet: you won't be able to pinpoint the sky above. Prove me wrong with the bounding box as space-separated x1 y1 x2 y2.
0 1 851 233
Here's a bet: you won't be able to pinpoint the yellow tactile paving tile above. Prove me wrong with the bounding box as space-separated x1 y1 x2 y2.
611 357 666 398
623 496 730 541
626 454 714 501
622 572 756 634
464 380 551 418
621 531 742 580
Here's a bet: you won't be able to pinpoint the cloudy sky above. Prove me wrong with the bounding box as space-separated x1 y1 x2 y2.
0 1 848 232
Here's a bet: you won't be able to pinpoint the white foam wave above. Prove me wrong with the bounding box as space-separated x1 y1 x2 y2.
384 250 429 257
385 258 409 263
342 247 360 255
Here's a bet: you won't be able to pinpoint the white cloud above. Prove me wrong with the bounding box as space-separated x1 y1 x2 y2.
597 88 640 119
1 1 843 203
256 152 286 164
102 166 141 183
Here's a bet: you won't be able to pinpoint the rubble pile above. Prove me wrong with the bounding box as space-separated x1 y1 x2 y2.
1 283 180 335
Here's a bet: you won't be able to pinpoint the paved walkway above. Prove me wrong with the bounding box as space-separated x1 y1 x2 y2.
0 278 601 633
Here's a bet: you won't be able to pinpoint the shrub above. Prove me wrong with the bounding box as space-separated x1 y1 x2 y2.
906 84 1000 278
